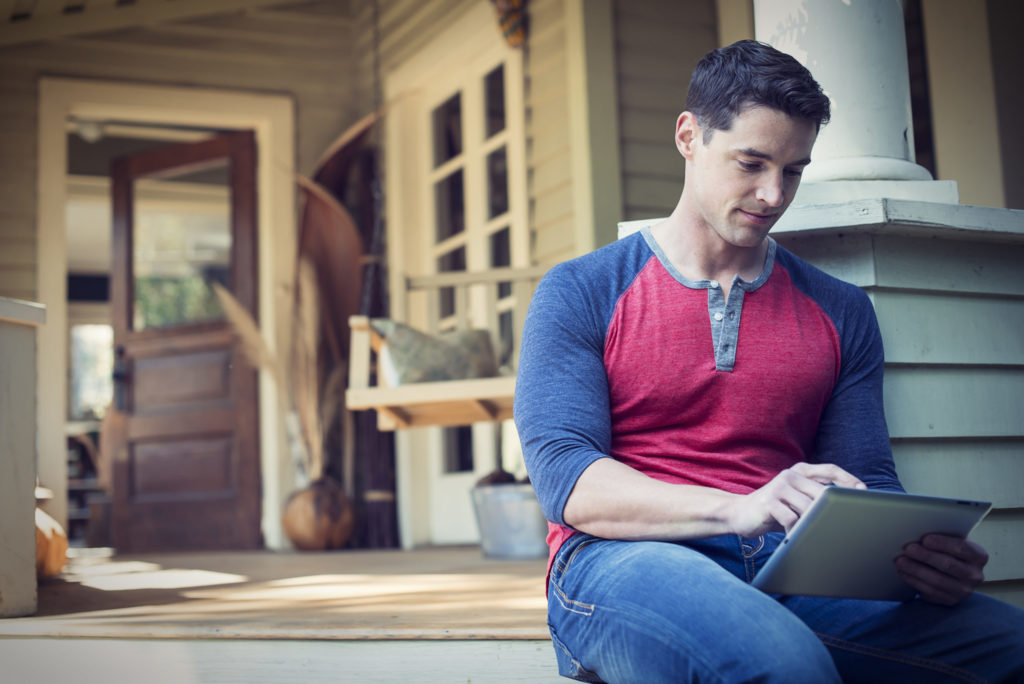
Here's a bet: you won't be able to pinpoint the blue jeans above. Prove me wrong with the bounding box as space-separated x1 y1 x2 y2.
547 533 1024 683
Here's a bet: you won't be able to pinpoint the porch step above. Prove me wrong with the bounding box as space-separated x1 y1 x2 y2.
1 637 564 684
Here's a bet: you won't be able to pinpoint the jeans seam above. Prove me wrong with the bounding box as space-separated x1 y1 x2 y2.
560 536 598 575
815 632 990 684
549 625 604 683
551 581 595 616
738 535 764 582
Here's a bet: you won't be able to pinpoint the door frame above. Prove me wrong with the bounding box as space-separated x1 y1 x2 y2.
38 78 296 549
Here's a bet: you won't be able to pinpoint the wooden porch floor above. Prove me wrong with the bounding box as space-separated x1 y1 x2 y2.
0 546 561 683
1 546 550 640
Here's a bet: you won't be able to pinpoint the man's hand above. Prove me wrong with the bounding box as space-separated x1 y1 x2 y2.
895 534 988 606
727 462 866 537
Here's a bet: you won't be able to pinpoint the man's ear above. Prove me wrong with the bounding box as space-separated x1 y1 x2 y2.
676 111 702 160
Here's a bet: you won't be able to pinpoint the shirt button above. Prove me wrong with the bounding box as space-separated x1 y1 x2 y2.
710 281 720 289
728 312 735 320
713 312 724 321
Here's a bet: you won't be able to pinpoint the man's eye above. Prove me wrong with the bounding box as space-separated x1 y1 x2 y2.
738 161 760 171
784 168 805 178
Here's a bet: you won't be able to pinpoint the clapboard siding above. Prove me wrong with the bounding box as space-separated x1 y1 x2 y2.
351 0 478 112
0 65 37 300
970 512 1024 583
873 234 1024 295
981 583 1024 609
613 0 715 221
892 441 1024 507
872 291 1024 365
3 39 350 94
884 367 1024 439
0 0 359 302
615 0 716 24
776 232 878 287
526 0 574 267
780 227 1024 607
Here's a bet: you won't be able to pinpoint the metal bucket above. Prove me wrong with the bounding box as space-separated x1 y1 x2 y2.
470 483 549 559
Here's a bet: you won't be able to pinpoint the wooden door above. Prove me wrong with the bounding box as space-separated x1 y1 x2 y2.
109 131 262 552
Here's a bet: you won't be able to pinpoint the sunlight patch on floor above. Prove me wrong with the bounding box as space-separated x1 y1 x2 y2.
65 556 249 591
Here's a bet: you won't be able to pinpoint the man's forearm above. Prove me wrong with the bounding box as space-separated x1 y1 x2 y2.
563 457 866 541
562 458 739 540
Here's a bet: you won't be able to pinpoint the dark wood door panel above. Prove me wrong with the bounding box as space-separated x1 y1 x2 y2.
129 435 235 500
133 348 233 410
110 131 261 552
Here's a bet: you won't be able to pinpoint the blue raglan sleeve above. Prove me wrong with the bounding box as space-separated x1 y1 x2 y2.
514 262 614 526
811 277 904 492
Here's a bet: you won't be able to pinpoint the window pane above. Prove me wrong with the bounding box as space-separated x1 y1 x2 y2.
437 246 466 319
432 93 462 167
498 310 514 368
486 147 509 219
435 169 465 242
443 426 474 473
132 161 230 331
484 65 506 138
69 324 114 421
490 227 511 299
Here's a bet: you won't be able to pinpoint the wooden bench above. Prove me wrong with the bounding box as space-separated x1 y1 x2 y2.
345 266 547 431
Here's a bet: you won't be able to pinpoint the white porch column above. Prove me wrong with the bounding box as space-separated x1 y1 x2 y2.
0 297 46 618
753 0 955 203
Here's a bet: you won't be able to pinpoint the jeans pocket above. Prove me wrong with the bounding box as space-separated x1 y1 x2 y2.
551 533 599 583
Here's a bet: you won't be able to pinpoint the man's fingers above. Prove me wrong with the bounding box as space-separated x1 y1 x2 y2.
920 535 989 566
895 554 976 606
895 559 962 606
791 462 866 489
897 538 987 607
902 542 984 585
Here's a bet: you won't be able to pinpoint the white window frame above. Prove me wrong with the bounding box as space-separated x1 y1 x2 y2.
384 2 528 547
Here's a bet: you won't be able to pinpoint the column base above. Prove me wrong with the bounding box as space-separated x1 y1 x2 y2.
794 179 959 206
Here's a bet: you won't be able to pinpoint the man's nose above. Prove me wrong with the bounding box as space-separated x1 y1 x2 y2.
756 174 785 207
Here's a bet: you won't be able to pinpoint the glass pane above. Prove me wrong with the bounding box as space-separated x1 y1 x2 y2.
486 147 509 219
498 310 514 368
432 93 462 167
437 246 466 319
443 426 474 473
132 160 231 331
490 227 511 299
68 324 114 421
484 65 506 138
435 169 465 242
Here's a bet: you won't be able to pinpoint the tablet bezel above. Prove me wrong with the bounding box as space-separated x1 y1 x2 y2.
751 487 992 601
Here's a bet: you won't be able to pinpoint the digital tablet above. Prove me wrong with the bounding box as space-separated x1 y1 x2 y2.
751 487 991 601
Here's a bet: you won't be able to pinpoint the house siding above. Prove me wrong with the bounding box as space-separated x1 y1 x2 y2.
777 229 1024 609
351 0 480 116
0 1 358 301
613 0 716 222
873 236 1024 606
527 0 576 267
0 67 39 300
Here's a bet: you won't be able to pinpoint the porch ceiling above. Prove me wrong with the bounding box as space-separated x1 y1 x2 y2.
0 0 348 47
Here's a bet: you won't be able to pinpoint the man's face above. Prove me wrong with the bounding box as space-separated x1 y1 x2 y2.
679 105 817 249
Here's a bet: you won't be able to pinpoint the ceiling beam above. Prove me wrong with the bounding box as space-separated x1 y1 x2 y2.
0 0 309 47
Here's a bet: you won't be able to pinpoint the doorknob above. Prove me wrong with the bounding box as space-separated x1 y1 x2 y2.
112 345 130 412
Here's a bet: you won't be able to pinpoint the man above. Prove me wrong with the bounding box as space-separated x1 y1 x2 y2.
514 40 1024 683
